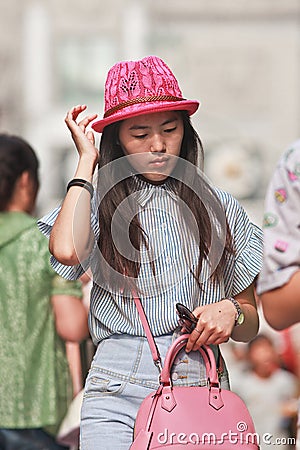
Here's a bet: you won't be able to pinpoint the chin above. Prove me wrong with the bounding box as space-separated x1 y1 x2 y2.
143 173 169 184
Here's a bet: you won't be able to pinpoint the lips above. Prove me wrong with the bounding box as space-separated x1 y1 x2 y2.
150 157 168 164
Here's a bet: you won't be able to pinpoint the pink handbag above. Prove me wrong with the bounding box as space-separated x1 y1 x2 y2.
131 293 260 450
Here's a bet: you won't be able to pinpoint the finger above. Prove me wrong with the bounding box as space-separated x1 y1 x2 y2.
205 333 230 346
86 130 95 145
185 326 204 352
188 321 223 351
65 105 87 123
78 114 98 130
194 326 231 348
72 104 87 118
192 329 213 351
193 305 206 316
180 325 193 334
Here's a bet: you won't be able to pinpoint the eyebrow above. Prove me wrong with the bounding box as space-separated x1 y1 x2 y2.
129 117 178 131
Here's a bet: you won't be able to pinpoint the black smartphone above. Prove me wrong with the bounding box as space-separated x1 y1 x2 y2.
176 303 198 333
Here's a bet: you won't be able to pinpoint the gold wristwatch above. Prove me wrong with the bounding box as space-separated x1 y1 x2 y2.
223 297 245 326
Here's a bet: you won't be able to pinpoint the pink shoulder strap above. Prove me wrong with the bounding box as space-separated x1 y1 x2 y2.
132 290 162 372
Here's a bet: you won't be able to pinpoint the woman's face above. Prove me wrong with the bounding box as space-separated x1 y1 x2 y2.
118 111 184 183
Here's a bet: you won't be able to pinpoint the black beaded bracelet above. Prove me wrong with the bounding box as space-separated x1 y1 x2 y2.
67 178 94 197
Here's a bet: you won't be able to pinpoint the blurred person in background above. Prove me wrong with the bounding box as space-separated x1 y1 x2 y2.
0 134 89 450
234 334 298 450
220 340 248 389
257 139 300 449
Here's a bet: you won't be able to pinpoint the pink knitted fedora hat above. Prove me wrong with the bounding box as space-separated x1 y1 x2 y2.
91 55 200 133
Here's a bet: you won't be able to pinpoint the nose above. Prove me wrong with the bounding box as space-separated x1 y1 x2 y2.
150 133 166 153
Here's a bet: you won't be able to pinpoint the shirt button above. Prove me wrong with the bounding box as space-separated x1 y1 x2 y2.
161 222 167 230
172 372 178 381
166 256 172 264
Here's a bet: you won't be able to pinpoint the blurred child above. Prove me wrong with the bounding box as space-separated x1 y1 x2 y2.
234 334 298 449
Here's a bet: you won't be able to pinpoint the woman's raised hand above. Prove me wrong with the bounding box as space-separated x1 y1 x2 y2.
65 105 99 169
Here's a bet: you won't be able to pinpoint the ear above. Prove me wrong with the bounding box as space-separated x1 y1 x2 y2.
17 171 38 214
18 171 31 188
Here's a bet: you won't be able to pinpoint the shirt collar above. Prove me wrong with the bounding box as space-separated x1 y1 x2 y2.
131 175 178 207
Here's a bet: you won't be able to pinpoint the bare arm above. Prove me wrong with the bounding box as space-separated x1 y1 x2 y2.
230 283 259 341
260 270 300 330
66 341 84 396
186 283 258 352
256 144 300 331
51 293 89 342
49 105 99 265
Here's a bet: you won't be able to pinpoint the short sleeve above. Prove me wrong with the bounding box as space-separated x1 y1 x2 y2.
37 198 100 281
230 220 263 296
50 274 83 298
218 191 264 297
256 142 300 294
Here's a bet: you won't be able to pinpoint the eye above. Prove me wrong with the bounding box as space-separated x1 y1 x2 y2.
164 126 176 133
133 134 147 139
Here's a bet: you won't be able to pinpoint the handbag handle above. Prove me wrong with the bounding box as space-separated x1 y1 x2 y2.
160 333 219 386
132 291 219 384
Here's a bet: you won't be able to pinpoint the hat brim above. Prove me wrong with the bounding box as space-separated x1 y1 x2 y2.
91 99 200 133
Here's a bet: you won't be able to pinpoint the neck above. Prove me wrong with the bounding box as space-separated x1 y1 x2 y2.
5 206 27 213
137 174 168 186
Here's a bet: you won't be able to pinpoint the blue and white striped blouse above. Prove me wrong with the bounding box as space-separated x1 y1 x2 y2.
38 178 263 345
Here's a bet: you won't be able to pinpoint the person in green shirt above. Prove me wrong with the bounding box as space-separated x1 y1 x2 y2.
0 134 89 449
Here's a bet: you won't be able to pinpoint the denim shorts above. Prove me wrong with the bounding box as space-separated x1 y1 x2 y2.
80 333 229 450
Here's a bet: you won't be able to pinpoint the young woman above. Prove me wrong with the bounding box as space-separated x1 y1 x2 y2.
39 55 263 449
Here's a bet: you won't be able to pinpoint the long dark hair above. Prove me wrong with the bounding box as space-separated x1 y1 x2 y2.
0 134 39 211
96 112 233 291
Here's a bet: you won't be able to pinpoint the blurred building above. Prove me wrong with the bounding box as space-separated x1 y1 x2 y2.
0 0 299 220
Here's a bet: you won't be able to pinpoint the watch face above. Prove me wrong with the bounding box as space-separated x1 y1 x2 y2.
237 312 245 326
